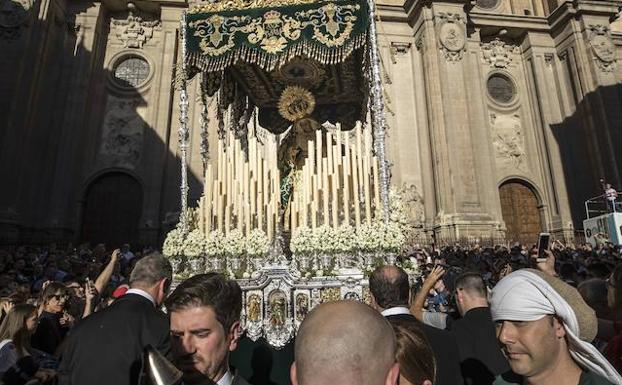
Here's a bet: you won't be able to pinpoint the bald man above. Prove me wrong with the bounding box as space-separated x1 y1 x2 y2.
291 301 399 385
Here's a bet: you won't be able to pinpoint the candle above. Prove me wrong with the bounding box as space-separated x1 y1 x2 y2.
312 175 319 228
316 129 322 184
351 148 361 229
217 195 224 232
332 172 339 228
267 202 273 240
326 131 333 180
363 154 371 225
343 155 350 225
322 159 329 226
198 198 205 233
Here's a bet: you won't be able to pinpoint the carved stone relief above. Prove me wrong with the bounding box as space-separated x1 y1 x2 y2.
99 96 146 168
490 113 526 172
110 5 161 49
588 25 616 72
0 0 33 40
399 183 425 228
436 12 466 62
481 38 520 68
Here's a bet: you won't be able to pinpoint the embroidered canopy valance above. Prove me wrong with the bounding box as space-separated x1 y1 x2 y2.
186 0 369 73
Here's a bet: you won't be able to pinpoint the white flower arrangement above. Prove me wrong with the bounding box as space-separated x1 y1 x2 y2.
357 223 381 252
246 229 269 257
183 229 206 258
162 227 185 258
333 225 355 253
290 226 317 255
223 229 245 256
377 221 406 253
204 231 225 257
315 225 336 254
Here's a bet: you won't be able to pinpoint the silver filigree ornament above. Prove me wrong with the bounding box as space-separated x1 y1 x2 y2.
366 0 391 222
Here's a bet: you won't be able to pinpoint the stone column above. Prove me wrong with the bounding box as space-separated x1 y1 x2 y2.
407 0 504 242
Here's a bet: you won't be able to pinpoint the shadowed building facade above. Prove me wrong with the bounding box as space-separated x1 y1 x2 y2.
1 0 621 246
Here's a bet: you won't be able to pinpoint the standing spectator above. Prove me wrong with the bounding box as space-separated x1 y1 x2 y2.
369 266 463 385
605 184 618 212
0 303 56 384
291 301 399 385
451 272 509 385
491 269 621 384
390 319 435 385
58 253 172 385
119 244 136 271
32 282 71 355
165 273 249 385
0 304 39 376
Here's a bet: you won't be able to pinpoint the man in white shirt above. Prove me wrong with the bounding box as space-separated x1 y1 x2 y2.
605 184 618 212
165 273 250 385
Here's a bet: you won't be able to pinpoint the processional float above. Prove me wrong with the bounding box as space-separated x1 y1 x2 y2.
166 0 417 348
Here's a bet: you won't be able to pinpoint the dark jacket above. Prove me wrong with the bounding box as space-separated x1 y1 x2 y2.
31 311 66 355
58 293 170 385
449 307 510 385
386 312 464 385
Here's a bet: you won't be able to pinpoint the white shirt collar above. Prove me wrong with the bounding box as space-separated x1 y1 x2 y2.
125 288 155 306
217 370 233 385
381 306 411 317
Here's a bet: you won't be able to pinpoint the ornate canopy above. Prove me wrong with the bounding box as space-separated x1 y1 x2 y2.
176 0 390 231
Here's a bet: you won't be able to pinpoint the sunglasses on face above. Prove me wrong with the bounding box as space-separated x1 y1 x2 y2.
51 294 69 301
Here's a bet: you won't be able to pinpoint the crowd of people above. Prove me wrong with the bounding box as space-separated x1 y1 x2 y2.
0 239 621 385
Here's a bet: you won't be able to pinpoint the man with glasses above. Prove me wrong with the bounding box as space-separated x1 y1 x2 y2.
59 252 172 385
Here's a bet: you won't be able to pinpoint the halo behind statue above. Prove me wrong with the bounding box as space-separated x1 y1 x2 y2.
278 86 316 122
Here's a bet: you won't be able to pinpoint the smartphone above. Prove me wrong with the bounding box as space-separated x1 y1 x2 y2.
537 233 551 262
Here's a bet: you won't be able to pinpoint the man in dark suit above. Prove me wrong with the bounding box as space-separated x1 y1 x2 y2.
451 272 509 385
165 273 250 385
369 265 464 385
58 252 172 385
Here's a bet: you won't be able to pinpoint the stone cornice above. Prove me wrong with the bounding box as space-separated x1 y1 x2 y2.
549 1 622 32
378 2 409 23
404 0 469 26
403 0 621 36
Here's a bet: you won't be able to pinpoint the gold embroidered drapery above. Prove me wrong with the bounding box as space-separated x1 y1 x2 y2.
186 0 369 73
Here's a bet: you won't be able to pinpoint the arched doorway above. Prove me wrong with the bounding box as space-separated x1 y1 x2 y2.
81 172 142 248
499 180 543 244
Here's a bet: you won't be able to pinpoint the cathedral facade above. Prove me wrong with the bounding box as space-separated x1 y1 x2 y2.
1 0 621 247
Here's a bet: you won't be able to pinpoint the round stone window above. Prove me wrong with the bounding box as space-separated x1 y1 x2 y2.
487 73 516 104
113 57 150 88
476 0 500 9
